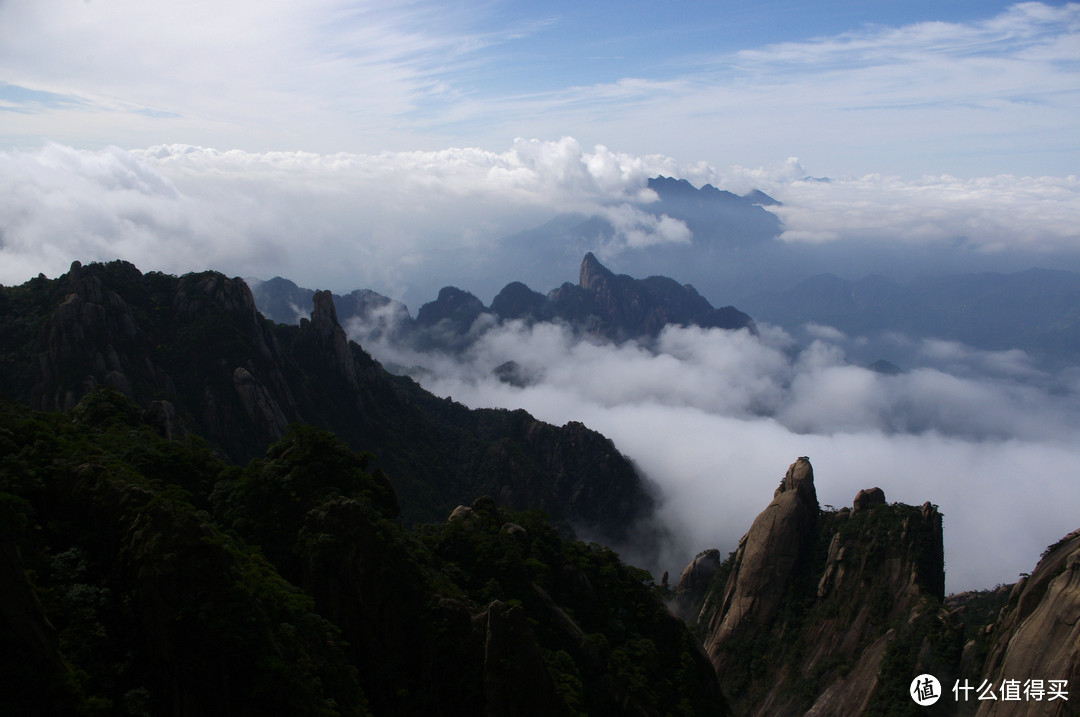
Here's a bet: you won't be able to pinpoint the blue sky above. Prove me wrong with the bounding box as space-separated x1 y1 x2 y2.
1 0 1076 177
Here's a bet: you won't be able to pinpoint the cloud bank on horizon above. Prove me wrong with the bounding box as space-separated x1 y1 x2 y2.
1 139 1078 303
2 1 1078 295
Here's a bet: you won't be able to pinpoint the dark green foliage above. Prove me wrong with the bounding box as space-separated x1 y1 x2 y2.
417 503 729 716
865 601 964 717
0 273 54 403
212 424 398 577
0 394 367 716
0 393 725 715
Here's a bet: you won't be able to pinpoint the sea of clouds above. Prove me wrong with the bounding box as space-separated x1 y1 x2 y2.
3 139 1080 592
345 313 1080 594
3 140 1079 304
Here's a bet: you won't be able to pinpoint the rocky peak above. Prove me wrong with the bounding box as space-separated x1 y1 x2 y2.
687 458 950 716
647 175 700 200
567 253 756 339
301 290 358 388
490 281 547 321
309 289 342 338
416 286 485 327
705 457 820 663
773 455 817 504
852 486 886 511
579 252 614 293
34 261 143 410
175 272 258 320
670 549 723 624
743 189 782 206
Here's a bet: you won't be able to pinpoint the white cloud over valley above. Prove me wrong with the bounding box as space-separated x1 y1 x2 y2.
344 315 1080 593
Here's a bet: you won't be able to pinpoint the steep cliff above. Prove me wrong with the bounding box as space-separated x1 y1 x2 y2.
501 252 756 342
973 530 1080 715
684 457 956 716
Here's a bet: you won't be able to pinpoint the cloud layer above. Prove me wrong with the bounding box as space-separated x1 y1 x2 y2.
2 139 1078 593
347 315 1080 593
2 141 1078 303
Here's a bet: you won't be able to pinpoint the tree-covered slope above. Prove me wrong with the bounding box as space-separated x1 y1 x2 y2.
0 390 726 715
0 260 654 542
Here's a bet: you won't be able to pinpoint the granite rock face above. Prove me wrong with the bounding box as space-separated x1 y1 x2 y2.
852 487 886 511
704 457 819 669
670 548 722 624
975 529 1080 715
34 261 144 410
686 457 951 717
304 289 358 388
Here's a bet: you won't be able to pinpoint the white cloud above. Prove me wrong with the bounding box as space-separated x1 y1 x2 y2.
0 0 496 150
594 204 692 254
0 139 706 296
349 315 1080 593
804 323 848 342
4 139 1080 303
2 3 1077 180
764 172 1080 254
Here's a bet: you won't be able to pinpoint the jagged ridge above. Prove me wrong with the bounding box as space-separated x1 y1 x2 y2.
253 253 756 354
0 260 655 541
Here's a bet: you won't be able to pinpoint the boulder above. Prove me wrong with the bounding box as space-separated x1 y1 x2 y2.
853 487 886 511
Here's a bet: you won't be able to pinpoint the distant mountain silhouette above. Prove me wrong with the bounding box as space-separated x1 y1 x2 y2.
742 268 1080 366
253 253 755 354
645 176 782 246
450 175 786 302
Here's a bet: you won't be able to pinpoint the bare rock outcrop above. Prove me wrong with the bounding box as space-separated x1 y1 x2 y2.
687 458 951 717
852 486 886 511
705 457 818 669
975 529 1080 715
34 261 145 410
670 548 722 623
303 290 358 388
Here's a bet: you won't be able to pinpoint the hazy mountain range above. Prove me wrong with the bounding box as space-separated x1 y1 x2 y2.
252 251 754 359
254 176 1080 370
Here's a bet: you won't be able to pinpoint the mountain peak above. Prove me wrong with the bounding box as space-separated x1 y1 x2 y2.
303 289 358 388
742 189 781 206
579 251 614 291
647 175 699 198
